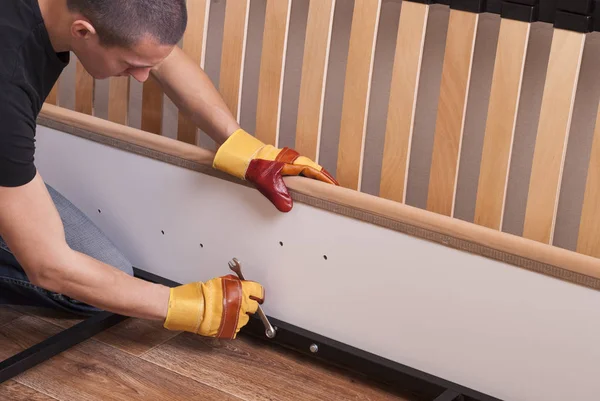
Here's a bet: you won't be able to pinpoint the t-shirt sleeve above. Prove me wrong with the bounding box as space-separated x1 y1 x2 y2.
0 79 37 187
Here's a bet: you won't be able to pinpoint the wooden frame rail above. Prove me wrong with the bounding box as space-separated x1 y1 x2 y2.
38 103 600 292
40 0 600 290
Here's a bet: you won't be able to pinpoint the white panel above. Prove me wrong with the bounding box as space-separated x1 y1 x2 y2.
35 125 600 401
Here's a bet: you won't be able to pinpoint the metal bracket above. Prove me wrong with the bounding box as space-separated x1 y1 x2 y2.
0 311 126 384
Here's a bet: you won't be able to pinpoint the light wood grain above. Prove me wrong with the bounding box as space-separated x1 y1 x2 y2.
426 9 478 217
0 380 58 401
219 0 250 121
46 80 58 106
577 99 600 258
178 0 211 145
107 76 130 125
39 104 216 166
336 0 382 190
295 0 335 161
0 316 239 400
379 1 429 203
142 332 413 401
38 104 600 284
523 29 585 244
255 0 292 147
93 318 181 356
474 18 530 230
141 75 163 135
75 60 94 115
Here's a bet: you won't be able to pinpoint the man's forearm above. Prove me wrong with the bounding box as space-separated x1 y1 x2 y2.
36 246 170 321
0 173 171 322
152 46 239 145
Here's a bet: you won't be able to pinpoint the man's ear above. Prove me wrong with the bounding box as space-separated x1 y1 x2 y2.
71 19 96 40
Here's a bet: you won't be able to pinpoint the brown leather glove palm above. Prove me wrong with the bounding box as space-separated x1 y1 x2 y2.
163 274 264 339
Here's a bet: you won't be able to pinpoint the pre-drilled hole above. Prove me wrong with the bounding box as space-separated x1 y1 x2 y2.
323 255 327 260
279 241 283 246
98 209 101 213
200 243 204 248
161 230 165 235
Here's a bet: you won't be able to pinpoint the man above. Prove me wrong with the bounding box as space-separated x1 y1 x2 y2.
0 0 337 339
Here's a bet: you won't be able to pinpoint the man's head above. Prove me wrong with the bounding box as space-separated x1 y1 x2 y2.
65 0 187 81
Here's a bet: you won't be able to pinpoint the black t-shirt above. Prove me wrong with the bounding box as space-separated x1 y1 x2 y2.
0 0 70 187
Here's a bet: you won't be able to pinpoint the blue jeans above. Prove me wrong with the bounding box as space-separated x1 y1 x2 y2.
0 184 134 316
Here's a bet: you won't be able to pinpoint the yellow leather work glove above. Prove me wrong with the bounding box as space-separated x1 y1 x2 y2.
213 129 339 212
163 274 264 339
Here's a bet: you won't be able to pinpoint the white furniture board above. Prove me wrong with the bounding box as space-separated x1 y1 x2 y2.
34 125 600 401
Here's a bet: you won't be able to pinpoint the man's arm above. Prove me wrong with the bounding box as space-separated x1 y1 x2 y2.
151 46 239 145
150 46 339 212
0 172 171 320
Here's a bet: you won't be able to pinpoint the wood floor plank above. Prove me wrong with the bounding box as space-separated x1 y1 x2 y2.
141 332 416 401
8 305 84 329
93 318 181 356
0 316 241 401
0 306 24 327
8 306 179 355
0 380 58 401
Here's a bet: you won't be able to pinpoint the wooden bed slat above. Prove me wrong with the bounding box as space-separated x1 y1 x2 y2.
141 76 163 135
577 96 600 258
255 0 292 147
426 9 478 217
178 0 211 144
219 0 250 121
295 0 336 161
474 18 530 230
75 60 94 115
523 29 585 244
379 1 429 203
108 76 130 125
336 0 382 190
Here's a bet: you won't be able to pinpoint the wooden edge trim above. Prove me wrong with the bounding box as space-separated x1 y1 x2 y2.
37 104 600 291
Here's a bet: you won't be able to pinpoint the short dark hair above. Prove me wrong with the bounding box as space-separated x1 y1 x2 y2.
66 0 187 48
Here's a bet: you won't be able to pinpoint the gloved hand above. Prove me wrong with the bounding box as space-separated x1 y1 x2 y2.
213 128 339 212
163 274 264 339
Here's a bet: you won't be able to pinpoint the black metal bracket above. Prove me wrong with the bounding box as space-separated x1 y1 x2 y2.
501 0 540 22
450 0 488 13
405 0 599 31
0 311 127 384
554 0 595 32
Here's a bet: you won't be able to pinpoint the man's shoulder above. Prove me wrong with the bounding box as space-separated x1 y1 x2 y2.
0 0 40 79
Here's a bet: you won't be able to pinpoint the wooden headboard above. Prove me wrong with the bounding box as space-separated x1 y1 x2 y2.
39 0 600 290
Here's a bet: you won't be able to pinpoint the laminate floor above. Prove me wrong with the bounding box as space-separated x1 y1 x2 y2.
0 306 420 401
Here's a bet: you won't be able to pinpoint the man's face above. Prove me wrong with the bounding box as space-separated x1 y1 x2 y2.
71 26 174 82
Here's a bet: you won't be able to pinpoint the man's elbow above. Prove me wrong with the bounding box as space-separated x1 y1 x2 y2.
21 247 71 294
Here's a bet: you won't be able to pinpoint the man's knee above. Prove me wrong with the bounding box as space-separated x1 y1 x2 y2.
46 184 134 277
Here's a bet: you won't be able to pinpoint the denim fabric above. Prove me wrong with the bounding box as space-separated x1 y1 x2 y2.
0 184 134 316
